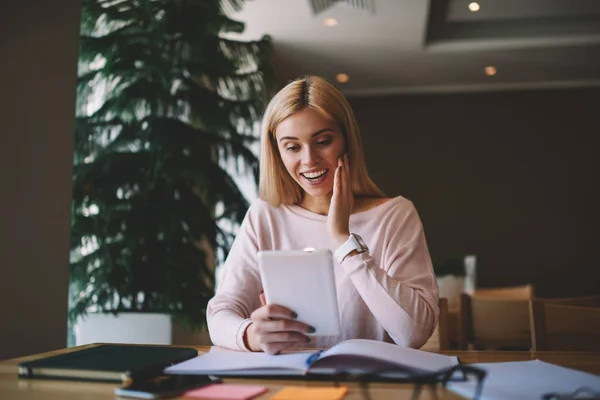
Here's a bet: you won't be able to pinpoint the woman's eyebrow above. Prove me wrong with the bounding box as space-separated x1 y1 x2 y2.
278 128 334 142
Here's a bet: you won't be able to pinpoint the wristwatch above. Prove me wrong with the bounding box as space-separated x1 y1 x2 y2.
334 233 368 263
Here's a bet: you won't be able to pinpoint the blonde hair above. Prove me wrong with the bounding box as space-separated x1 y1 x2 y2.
259 75 385 206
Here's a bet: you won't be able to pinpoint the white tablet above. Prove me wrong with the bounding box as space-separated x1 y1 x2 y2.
257 249 341 337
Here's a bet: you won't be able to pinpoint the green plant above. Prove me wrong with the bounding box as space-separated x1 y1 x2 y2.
69 0 272 330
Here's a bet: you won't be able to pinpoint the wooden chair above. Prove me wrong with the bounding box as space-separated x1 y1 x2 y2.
530 301 600 351
438 297 450 351
420 298 450 352
460 293 532 350
538 295 600 308
474 284 535 300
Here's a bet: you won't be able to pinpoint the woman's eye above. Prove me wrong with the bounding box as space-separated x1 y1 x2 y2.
286 145 300 152
317 139 332 146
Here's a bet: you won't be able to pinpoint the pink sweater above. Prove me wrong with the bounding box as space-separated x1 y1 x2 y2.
206 196 439 351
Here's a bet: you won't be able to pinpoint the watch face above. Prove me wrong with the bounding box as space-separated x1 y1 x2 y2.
352 234 368 252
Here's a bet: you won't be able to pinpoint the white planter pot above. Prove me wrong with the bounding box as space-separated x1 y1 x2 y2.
436 275 465 310
74 312 172 346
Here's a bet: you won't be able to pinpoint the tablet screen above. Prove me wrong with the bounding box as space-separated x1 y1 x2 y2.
258 249 341 337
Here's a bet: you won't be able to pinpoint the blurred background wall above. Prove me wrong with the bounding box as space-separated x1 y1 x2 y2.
350 87 599 297
0 1 79 359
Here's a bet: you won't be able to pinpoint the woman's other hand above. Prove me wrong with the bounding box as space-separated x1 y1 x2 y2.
244 292 313 354
327 153 354 246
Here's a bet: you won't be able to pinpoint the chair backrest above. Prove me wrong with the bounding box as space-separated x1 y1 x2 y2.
460 293 532 350
538 295 600 308
530 301 600 351
438 297 450 351
475 284 535 300
420 297 450 352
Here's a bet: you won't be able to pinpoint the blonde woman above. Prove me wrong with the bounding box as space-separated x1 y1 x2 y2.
207 76 439 354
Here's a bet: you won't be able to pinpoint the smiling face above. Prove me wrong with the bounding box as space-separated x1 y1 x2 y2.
274 108 346 201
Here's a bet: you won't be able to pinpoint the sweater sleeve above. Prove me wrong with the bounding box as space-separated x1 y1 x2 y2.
206 204 262 351
341 201 439 348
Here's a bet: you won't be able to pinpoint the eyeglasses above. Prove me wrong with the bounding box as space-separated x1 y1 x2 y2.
542 386 600 400
327 363 487 400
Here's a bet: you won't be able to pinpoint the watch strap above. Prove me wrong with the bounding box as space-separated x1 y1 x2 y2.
334 234 367 263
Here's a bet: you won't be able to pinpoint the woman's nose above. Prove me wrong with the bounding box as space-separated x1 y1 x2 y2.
301 147 318 164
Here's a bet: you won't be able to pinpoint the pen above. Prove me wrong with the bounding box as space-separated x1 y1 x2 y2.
305 350 323 367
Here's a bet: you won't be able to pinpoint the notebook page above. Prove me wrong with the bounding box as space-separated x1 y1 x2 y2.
315 339 458 373
165 347 315 376
447 360 600 400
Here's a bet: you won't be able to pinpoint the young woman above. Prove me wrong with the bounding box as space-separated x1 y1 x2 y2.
207 76 439 354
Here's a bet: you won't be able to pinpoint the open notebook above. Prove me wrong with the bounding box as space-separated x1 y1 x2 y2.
165 339 459 379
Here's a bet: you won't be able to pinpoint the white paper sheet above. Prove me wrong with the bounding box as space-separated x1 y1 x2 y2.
447 360 600 400
164 348 314 376
319 339 459 372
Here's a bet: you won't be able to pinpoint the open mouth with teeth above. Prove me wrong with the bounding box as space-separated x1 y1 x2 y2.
300 169 328 184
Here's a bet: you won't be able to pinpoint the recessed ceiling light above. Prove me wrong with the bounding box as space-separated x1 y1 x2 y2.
468 2 480 12
323 18 338 27
484 66 497 76
336 73 350 83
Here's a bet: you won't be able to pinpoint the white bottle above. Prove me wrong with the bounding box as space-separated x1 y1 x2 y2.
463 255 477 295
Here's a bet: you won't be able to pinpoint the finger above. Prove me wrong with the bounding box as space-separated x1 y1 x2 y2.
337 155 344 188
334 163 343 193
251 303 297 321
258 319 313 335
344 153 352 194
260 330 309 345
344 153 354 197
262 341 300 355
259 291 266 306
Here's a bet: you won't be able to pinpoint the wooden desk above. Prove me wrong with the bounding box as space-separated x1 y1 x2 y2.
1 345 599 400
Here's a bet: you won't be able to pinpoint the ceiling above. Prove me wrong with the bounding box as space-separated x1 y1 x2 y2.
224 0 600 96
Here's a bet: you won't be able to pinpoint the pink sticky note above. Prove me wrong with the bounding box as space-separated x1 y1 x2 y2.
184 383 267 400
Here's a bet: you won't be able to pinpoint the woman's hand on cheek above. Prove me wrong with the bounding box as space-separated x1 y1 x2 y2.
327 153 353 246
